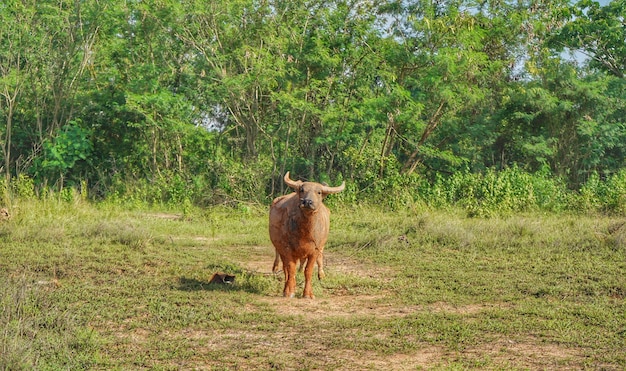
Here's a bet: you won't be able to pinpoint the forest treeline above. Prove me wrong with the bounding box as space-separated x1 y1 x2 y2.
1 0 625 212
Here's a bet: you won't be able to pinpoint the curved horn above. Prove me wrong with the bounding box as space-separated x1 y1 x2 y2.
321 180 346 194
283 171 302 190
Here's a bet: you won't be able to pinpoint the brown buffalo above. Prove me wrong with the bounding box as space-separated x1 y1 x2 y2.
269 172 345 298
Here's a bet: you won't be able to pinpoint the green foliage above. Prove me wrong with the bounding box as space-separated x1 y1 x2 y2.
0 0 624 210
12 174 36 199
577 170 626 214
491 67 626 186
552 0 626 78
34 121 93 187
421 168 532 216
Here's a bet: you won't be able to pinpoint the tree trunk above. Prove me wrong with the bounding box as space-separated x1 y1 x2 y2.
379 111 397 178
1 88 19 183
3 106 13 183
403 101 446 175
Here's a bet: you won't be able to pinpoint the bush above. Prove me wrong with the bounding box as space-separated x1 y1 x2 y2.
415 167 560 216
3 158 625 217
604 170 626 214
577 170 626 215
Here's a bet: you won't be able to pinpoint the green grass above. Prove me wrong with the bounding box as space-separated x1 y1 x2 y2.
1 199 625 369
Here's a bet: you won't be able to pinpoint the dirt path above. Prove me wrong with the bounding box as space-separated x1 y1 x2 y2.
239 245 502 316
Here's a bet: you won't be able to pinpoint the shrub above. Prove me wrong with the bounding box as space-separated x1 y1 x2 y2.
578 170 626 215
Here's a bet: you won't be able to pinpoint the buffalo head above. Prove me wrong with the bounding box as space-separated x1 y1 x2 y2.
283 172 345 212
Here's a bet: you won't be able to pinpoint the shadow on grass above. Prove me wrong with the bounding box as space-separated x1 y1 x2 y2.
177 276 235 292
177 272 276 295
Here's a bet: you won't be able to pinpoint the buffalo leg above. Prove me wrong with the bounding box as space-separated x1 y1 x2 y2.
298 253 324 280
297 258 306 273
283 259 297 298
302 254 317 299
272 251 281 274
316 252 325 280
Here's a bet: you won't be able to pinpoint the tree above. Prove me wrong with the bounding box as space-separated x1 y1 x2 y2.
0 2 36 182
1 0 99 184
376 0 524 176
553 0 626 78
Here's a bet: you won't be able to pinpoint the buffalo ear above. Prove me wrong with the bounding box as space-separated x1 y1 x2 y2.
320 183 329 199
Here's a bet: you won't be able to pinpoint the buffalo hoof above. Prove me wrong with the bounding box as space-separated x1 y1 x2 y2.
318 271 325 280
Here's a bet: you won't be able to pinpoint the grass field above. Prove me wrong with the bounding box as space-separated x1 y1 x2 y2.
1 199 625 370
